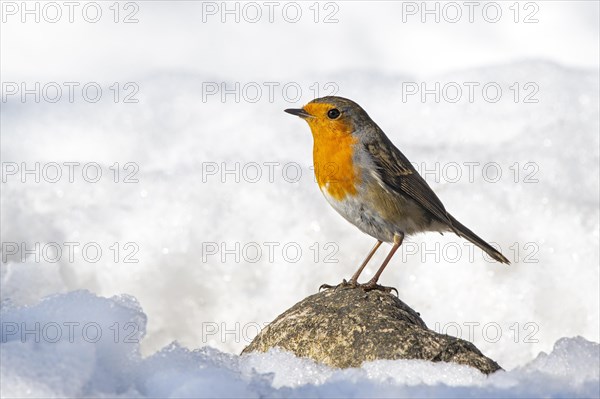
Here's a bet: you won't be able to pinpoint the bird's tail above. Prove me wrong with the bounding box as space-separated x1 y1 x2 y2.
448 214 510 264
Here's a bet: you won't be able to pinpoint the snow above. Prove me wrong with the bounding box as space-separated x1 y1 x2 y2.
2 1 599 397
1 291 598 398
3 60 598 368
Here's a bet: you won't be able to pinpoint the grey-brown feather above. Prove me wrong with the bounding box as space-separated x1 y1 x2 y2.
365 133 452 228
365 127 510 264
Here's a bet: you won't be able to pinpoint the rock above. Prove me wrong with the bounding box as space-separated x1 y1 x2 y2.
242 287 502 375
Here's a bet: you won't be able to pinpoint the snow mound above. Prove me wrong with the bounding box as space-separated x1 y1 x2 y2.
1 291 598 398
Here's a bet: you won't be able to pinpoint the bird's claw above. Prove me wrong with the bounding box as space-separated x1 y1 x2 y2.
359 282 399 296
319 279 358 292
319 280 397 296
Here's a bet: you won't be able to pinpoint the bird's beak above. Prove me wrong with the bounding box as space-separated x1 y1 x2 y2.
284 108 313 119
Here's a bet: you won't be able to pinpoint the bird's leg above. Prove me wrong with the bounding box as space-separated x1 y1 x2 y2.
362 233 404 293
347 240 383 286
319 240 383 291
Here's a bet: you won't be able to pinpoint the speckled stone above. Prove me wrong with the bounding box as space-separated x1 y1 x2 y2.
242 287 501 375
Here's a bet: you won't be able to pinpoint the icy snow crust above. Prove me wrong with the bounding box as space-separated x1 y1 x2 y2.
1 61 599 397
1 290 599 398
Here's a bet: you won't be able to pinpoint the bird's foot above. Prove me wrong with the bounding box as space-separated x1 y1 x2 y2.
319 279 358 292
359 281 399 296
319 279 397 295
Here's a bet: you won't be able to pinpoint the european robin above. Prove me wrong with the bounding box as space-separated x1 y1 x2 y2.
285 96 509 291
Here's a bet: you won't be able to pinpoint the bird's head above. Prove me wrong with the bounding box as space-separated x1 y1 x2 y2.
284 96 373 140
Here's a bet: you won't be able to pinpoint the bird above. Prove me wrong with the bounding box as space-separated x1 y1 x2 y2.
284 96 509 291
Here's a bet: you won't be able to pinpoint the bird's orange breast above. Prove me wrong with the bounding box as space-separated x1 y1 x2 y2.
304 103 361 201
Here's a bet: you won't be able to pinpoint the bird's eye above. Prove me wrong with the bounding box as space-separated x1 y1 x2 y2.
327 108 341 119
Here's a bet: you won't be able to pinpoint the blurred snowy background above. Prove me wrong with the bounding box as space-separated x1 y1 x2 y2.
1 1 599 397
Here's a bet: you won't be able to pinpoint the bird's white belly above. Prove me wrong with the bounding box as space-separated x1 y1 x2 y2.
319 183 445 242
319 185 397 242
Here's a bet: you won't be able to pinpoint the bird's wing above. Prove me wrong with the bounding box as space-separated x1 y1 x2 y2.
365 134 453 227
